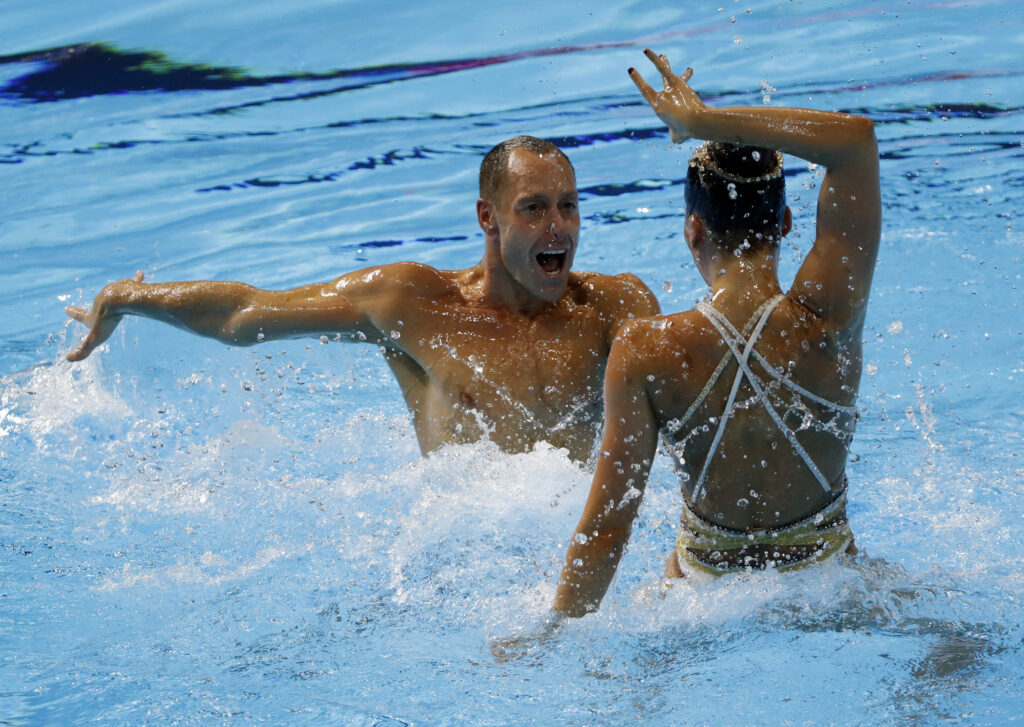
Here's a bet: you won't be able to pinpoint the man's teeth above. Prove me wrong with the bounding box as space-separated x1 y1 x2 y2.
536 249 567 273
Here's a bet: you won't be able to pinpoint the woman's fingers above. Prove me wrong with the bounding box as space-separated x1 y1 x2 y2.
628 67 658 106
643 48 674 84
65 306 89 324
642 48 694 89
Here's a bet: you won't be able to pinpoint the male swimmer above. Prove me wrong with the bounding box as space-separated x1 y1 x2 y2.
66 137 658 462
554 50 881 615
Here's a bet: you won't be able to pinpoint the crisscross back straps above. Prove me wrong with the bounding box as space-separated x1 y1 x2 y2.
697 295 835 496
691 295 783 500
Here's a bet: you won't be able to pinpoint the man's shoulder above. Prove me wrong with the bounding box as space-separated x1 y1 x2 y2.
363 261 460 297
567 271 659 315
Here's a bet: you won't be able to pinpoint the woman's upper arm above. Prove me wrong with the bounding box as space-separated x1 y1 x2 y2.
790 117 881 334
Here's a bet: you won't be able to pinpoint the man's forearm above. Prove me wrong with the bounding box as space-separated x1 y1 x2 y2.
98 279 264 345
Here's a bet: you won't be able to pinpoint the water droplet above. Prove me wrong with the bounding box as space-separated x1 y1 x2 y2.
256 332 265 342
390 330 401 339
751 150 761 161
737 498 750 508
573 533 588 544
319 335 329 345
727 182 738 200
663 280 673 292
572 558 584 568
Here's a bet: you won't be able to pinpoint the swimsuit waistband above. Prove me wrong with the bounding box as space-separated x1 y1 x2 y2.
676 485 852 575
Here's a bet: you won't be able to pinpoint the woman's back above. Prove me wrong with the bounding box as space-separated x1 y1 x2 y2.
643 293 861 530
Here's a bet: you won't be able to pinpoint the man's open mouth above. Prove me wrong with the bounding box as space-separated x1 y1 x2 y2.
536 249 568 275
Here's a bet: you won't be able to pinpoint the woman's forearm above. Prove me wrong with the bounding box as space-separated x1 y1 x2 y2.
688 105 877 168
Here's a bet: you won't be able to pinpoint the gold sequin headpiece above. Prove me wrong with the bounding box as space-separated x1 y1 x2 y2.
688 142 784 184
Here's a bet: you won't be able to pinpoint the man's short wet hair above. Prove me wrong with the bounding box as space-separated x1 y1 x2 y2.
684 141 786 251
479 136 572 201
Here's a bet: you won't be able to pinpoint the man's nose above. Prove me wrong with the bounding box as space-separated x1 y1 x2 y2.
547 219 567 241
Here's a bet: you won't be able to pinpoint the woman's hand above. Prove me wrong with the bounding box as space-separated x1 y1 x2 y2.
628 49 706 144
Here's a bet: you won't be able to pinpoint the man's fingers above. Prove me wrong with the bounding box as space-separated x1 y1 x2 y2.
628 67 658 106
65 305 89 323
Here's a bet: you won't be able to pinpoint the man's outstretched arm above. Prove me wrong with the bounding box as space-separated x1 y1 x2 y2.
65 264 416 362
631 49 881 335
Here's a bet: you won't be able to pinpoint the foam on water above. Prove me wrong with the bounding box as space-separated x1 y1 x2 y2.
3 347 1021 723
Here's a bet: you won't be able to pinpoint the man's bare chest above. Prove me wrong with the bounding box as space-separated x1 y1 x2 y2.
406 309 608 406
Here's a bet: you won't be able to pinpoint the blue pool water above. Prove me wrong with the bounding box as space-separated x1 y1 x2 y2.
2 1 1022 724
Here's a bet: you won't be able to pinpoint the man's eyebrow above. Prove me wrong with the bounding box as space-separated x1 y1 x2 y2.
515 194 549 205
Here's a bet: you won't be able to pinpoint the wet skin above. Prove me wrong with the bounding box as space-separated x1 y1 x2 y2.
66 149 659 463
554 50 881 615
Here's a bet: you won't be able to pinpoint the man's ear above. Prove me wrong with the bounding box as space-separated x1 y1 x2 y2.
477 198 497 237
781 206 793 237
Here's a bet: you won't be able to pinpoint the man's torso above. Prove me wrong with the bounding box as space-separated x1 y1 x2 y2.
370 266 643 461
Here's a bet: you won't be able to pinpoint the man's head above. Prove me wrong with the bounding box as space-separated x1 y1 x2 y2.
477 136 579 304
683 142 789 259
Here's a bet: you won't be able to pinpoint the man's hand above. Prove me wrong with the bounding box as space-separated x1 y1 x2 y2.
65 270 144 362
628 48 704 144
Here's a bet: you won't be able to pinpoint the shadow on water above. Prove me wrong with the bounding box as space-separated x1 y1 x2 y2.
4 41 1019 116
0 40 650 105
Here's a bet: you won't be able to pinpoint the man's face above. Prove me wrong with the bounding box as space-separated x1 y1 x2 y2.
490 149 580 303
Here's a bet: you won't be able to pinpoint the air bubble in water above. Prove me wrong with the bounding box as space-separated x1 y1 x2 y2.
752 150 761 161
727 182 738 200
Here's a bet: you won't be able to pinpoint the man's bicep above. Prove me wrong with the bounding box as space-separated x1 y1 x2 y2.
235 272 391 343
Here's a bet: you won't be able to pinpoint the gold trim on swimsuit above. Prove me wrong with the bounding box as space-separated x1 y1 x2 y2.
675 489 853 576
